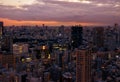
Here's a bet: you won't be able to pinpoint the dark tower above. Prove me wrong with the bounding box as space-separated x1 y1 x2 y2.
1 35 13 53
0 22 4 36
76 49 92 82
93 27 104 48
71 25 83 49
0 22 4 51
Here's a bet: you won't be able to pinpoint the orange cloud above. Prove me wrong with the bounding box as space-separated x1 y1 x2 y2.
0 18 55 26
0 18 100 26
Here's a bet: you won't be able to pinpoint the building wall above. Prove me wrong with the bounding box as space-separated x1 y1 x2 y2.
1 54 15 69
71 26 83 49
13 43 29 55
93 27 104 48
76 49 92 82
0 22 3 51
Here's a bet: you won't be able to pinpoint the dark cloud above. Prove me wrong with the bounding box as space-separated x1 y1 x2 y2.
0 0 120 25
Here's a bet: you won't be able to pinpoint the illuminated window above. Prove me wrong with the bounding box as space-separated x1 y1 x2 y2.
21 58 25 62
48 54 51 59
19 46 23 53
42 46 46 50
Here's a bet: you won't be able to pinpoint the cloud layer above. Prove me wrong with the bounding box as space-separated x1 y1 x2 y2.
0 0 120 25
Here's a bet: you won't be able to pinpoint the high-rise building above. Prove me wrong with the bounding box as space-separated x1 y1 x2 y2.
58 25 65 37
71 25 83 49
0 22 4 50
113 23 119 47
1 53 15 69
1 35 13 53
0 22 3 36
93 27 104 48
76 49 92 82
13 43 29 55
0 22 13 53
58 52 63 68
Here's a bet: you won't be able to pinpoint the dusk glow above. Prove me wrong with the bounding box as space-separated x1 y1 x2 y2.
0 1 120 82
0 0 120 26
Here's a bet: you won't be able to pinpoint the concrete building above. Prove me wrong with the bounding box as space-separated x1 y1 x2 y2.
93 27 104 48
0 53 15 69
13 43 29 55
71 25 83 49
76 49 92 82
0 22 4 51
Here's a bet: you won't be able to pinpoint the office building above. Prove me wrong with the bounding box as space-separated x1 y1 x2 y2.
0 22 3 36
76 49 92 82
1 53 15 69
0 22 4 50
71 25 83 49
1 35 13 53
93 27 104 48
13 43 29 55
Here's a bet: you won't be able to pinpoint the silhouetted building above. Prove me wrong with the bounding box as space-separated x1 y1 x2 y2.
113 23 119 47
21 74 27 82
0 22 4 51
71 25 83 49
76 49 92 82
0 22 4 36
13 43 28 55
58 25 65 36
1 53 15 69
93 27 104 48
1 35 13 53
58 52 63 67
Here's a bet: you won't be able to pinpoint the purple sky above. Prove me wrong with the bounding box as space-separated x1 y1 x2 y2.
0 0 120 26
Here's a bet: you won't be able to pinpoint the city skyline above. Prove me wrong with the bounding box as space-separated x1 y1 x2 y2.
0 0 120 26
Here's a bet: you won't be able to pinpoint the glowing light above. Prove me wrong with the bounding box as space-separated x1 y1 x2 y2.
101 66 105 69
48 54 51 59
116 55 119 58
72 40 74 43
42 46 46 50
21 58 25 62
26 58 32 62
19 46 23 53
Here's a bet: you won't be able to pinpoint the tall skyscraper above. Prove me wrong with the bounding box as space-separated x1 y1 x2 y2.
1 35 13 53
71 25 83 49
1 53 15 69
113 23 119 47
0 22 3 36
93 27 104 48
0 22 4 51
76 49 92 82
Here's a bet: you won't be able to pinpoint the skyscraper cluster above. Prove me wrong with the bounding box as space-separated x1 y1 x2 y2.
0 21 120 82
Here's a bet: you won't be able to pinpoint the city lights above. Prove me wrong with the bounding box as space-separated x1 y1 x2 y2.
0 3 120 81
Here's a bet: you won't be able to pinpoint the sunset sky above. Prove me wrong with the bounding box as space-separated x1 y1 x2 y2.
0 0 120 26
